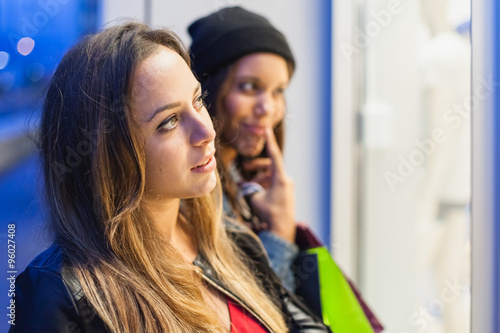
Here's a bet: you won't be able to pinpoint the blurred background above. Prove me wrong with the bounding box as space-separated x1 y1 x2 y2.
1 0 498 332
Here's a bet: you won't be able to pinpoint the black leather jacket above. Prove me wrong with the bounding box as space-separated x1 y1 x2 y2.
9 221 331 333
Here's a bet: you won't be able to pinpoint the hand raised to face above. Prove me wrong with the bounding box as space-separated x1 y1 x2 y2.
246 128 296 243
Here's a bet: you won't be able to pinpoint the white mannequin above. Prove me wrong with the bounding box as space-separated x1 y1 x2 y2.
417 0 471 332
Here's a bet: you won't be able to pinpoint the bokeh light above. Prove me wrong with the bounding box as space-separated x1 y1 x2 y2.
17 37 35 56
0 72 16 92
0 52 10 70
26 63 45 82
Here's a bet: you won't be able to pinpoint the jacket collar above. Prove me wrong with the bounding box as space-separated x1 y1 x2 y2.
192 253 274 332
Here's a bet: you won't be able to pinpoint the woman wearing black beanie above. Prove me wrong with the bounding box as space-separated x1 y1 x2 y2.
189 6 298 291
189 7 384 333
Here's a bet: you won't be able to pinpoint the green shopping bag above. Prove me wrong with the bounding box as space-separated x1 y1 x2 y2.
294 247 375 333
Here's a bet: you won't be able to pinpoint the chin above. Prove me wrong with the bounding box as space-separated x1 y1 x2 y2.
236 139 265 157
191 171 218 198
206 171 218 192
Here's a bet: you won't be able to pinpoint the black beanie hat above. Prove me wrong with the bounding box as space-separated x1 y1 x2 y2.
188 6 295 78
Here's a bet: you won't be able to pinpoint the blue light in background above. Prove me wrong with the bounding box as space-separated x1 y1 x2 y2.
0 0 99 101
0 1 100 332
26 62 44 81
0 51 10 70
493 0 500 330
16 37 35 56
319 0 332 247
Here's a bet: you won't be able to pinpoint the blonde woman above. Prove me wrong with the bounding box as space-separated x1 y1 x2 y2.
10 23 330 332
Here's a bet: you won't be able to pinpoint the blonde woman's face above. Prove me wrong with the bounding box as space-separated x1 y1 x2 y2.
130 46 217 200
222 53 289 157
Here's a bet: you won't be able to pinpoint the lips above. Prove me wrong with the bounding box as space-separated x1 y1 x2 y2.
241 123 266 136
191 151 216 173
195 157 211 168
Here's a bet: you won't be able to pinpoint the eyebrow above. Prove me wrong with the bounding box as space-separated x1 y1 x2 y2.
235 75 259 81
146 83 201 122
235 75 287 86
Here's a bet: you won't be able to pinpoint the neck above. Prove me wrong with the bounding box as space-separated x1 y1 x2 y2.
145 197 198 263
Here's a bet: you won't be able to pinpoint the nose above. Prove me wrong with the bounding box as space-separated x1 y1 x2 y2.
254 91 275 117
189 112 216 146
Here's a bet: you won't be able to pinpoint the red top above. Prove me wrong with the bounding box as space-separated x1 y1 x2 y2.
227 297 269 333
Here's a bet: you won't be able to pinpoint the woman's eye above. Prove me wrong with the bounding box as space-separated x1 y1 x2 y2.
274 87 285 96
193 92 206 109
157 115 178 132
239 82 257 93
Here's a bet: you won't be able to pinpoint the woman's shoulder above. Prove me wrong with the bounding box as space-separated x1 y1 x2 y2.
223 216 281 286
223 216 265 256
19 242 84 299
10 243 106 332
22 242 64 273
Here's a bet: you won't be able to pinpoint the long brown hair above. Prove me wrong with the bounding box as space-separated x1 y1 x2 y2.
40 22 286 333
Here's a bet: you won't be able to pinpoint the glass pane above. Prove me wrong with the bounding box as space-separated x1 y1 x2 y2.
357 0 471 332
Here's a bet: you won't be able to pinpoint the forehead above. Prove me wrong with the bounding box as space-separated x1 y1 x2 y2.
233 52 289 78
132 46 189 93
130 46 197 111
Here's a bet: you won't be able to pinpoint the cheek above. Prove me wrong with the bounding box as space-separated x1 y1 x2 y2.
272 102 286 126
144 141 181 182
224 92 250 120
